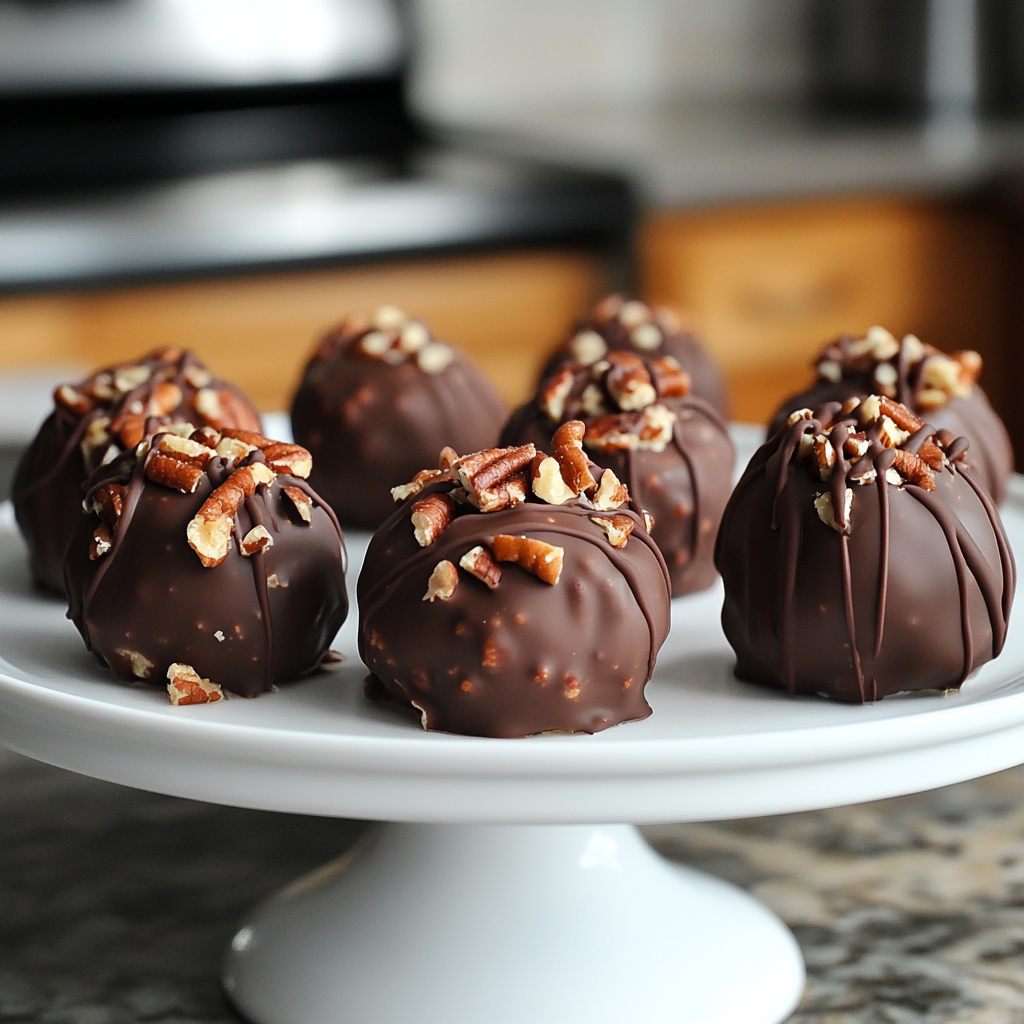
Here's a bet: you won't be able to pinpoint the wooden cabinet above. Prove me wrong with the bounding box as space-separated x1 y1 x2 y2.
641 198 1008 426
0 250 605 412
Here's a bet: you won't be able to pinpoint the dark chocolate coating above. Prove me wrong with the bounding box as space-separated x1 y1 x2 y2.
502 398 734 598
542 315 729 418
66 455 348 698
291 339 506 530
357 490 671 738
769 379 1012 505
716 416 1015 702
13 354 261 593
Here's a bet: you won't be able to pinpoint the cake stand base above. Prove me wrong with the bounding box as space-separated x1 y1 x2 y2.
223 822 804 1024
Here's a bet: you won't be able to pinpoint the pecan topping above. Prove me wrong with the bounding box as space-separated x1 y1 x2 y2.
539 366 575 422
158 433 215 464
240 525 274 556
814 490 853 534
812 435 836 481
531 455 576 505
585 404 676 454
877 396 924 434
89 524 112 560
145 450 205 494
592 468 628 510
167 663 224 705
417 342 455 374
186 463 275 568
148 380 182 417
411 493 456 546
569 330 607 365
891 449 936 491
917 439 945 470
459 545 502 589
283 485 313 524
456 445 535 512
118 414 147 450
54 384 95 416
423 560 458 601
605 352 656 411
262 443 312 479
91 482 125 525
649 356 690 398
592 514 634 548
392 467 454 502
492 534 564 585
551 420 596 495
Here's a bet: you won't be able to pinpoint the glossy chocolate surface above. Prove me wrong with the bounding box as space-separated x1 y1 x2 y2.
768 331 1013 503
357 461 671 738
291 312 506 529
13 350 261 593
66 438 347 699
717 399 1015 701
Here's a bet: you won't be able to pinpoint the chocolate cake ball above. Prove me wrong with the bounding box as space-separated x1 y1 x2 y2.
503 350 734 596
291 307 506 529
357 425 672 737
65 426 347 702
717 396 1014 702
13 348 262 593
768 326 1013 502
541 295 729 417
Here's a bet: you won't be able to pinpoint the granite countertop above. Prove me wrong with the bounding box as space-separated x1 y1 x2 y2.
451 96 1024 209
3 747 1024 1023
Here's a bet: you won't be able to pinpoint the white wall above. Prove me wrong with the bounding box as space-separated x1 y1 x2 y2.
410 0 809 124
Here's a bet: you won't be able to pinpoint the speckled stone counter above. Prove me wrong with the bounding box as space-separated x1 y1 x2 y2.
3 747 1024 1023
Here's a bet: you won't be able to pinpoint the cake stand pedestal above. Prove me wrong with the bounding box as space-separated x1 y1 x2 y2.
4 474 1024 1023
223 822 801 1024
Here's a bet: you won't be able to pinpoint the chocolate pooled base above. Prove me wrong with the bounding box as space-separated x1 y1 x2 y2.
13 349 261 593
357 436 672 738
291 308 506 529
717 399 1014 701
66 432 347 698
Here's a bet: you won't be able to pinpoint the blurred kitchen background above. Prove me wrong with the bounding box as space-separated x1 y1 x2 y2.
4 0 1024 488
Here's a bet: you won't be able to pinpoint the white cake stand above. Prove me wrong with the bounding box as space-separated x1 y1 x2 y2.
3 437 1024 1024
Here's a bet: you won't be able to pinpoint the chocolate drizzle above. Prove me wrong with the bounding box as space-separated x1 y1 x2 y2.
717 398 1015 702
66 430 348 699
14 349 262 593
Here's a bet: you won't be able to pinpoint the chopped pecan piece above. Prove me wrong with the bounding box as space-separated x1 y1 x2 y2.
492 534 564 585
459 545 502 589
917 438 946 470
539 366 575 422
423 560 458 601
145 450 205 493
592 513 634 548
814 490 853 533
114 364 151 394
786 407 814 427
118 414 147 450
569 330 607 365
54 384 95 416
186 464 274 567
158 433 215 464
391 467 453 502
953 349 982 384
92 482 126 525
216 436 256 463
649 356 690 398
891 449 936 491
531 455 576 505
878 415 911 449
240 525 274 556
262 443 311 479
148 381 182 417
456 445 535 512
812 435 836 481
167 663 224 706
417 343 455 374
89 524 113 560
283 485 313 524
605 352 656 411
411 493 456 546
842 431 869 460
878 397 924 433
592 468 628 510
551 420 596 495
